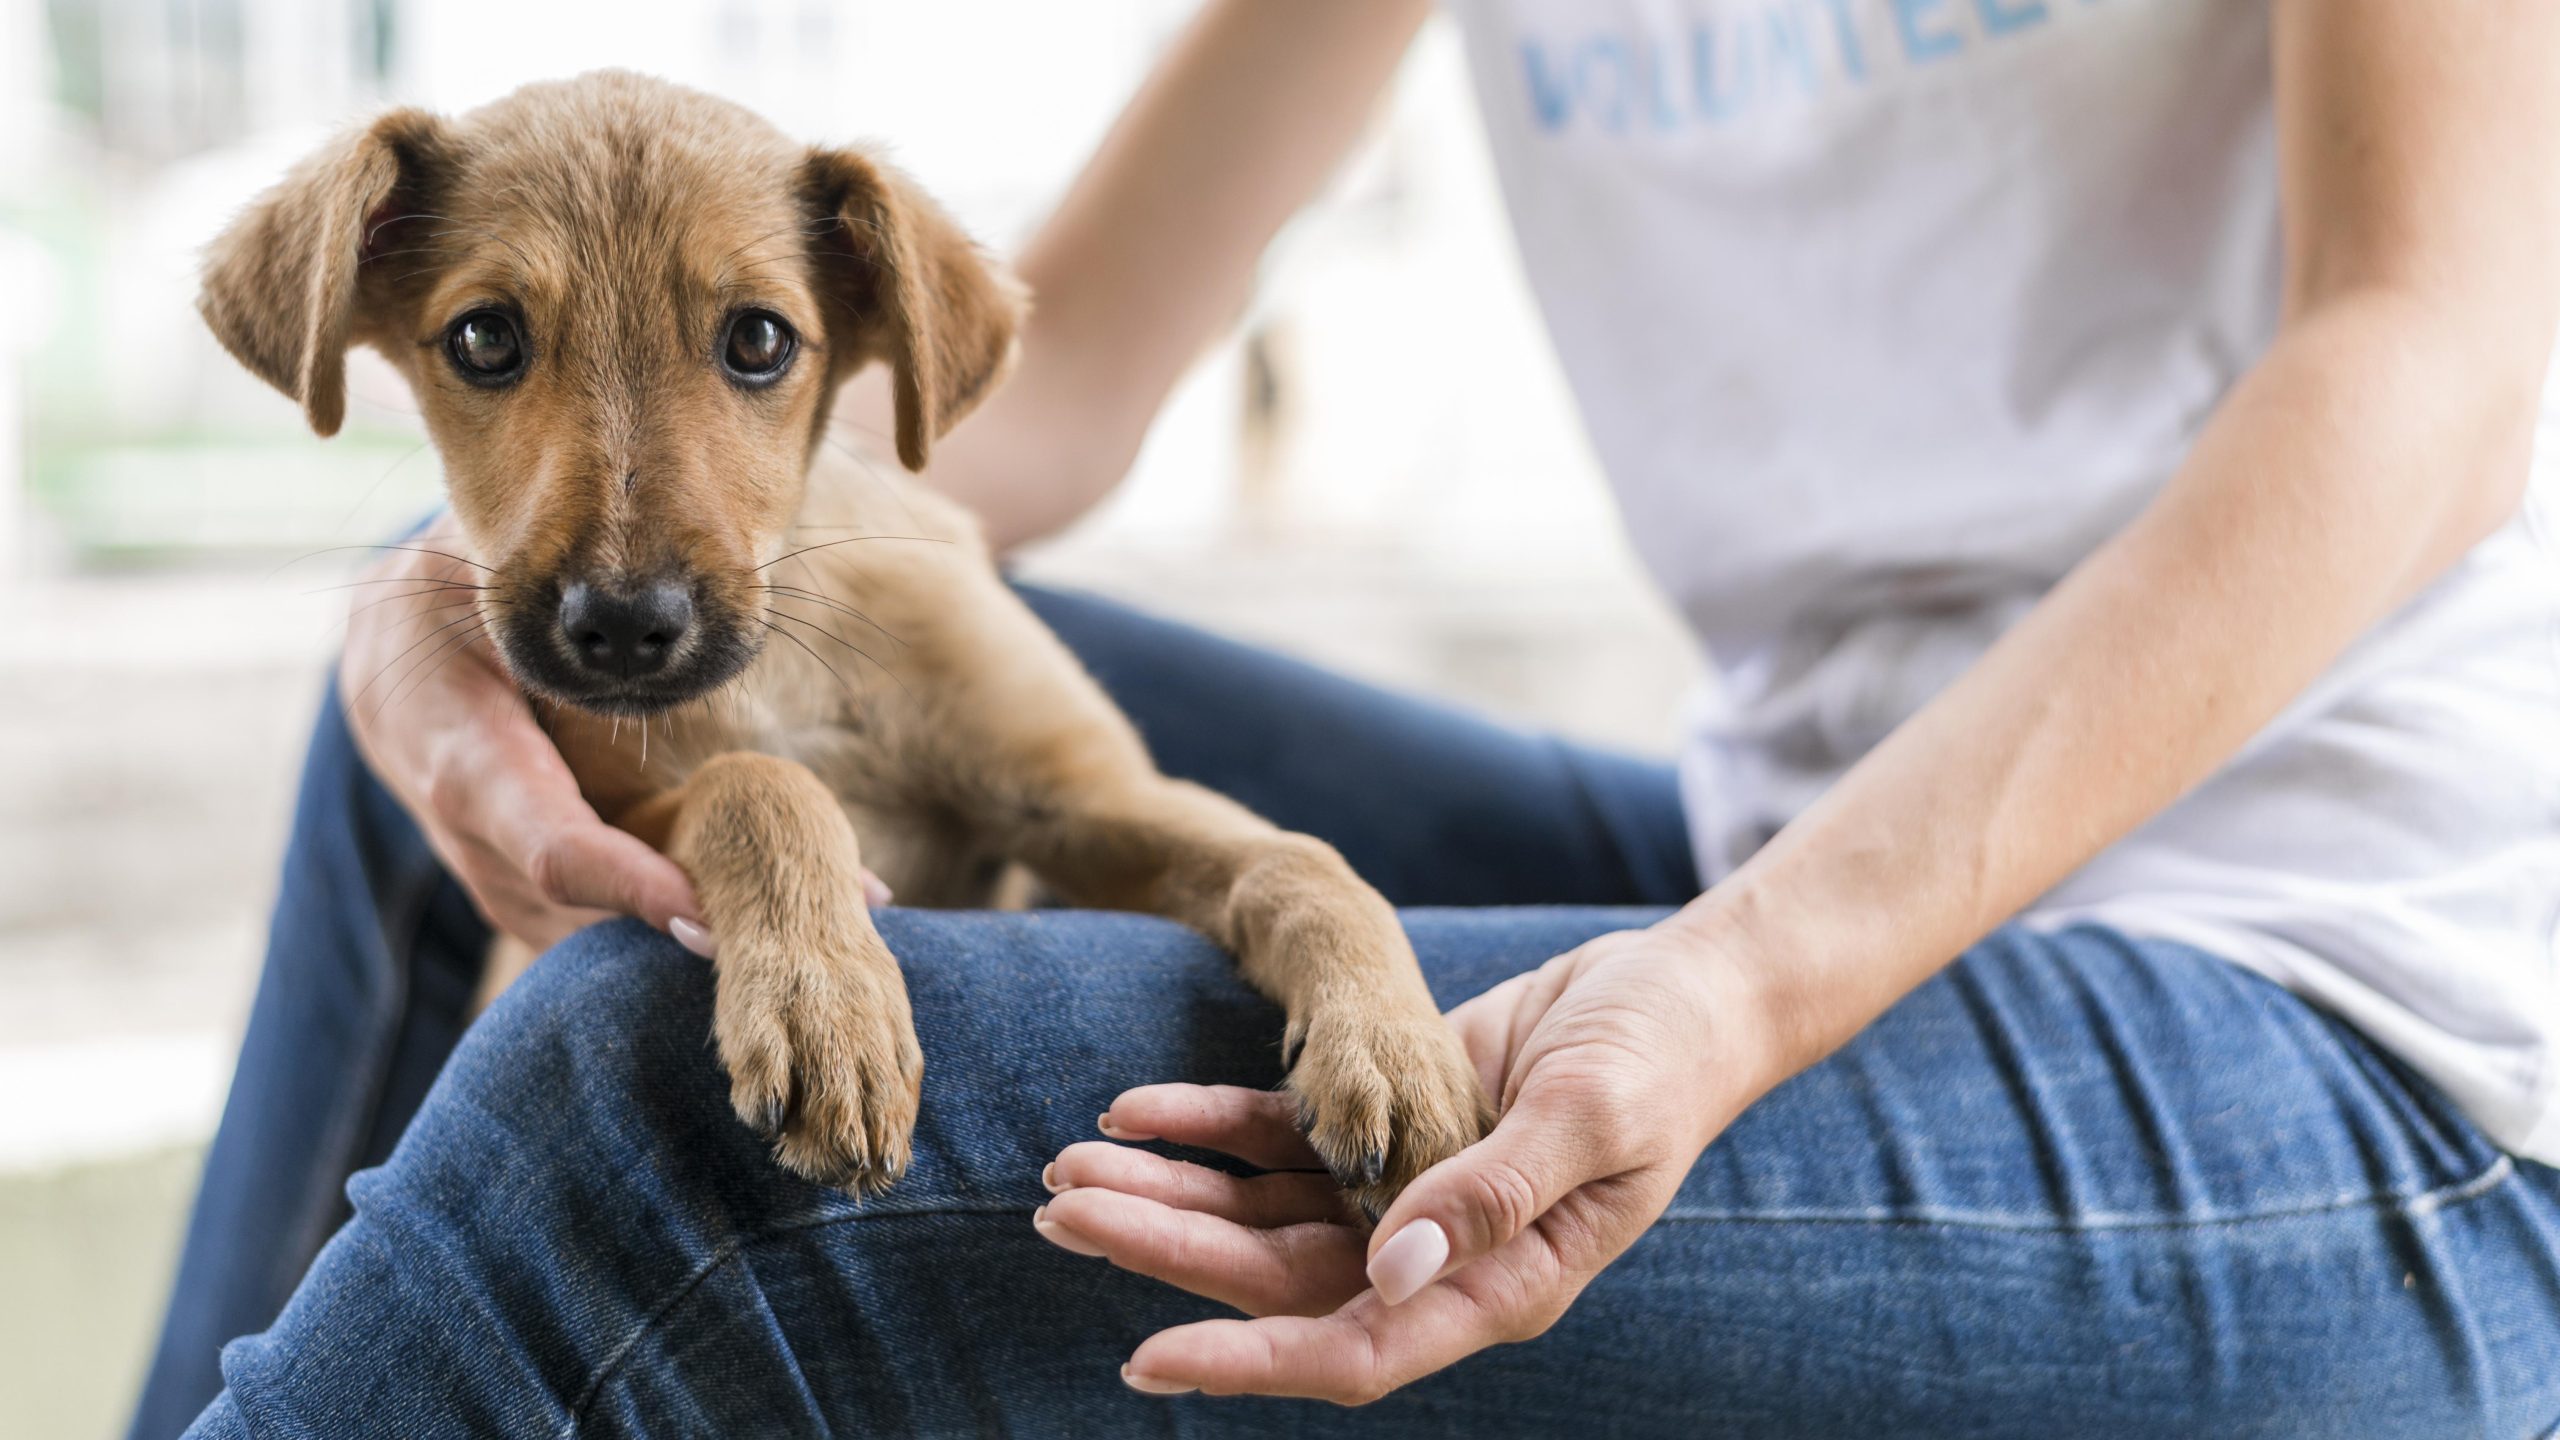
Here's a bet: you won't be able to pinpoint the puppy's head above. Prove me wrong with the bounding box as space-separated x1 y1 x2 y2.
200 71 1020 714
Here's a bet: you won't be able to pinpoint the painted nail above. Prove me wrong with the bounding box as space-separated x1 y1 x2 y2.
669 916 717 960
1097 1113 1158 1141
1041 1162 1068 1194
862 871 893 908
1367 1219 1449 1306
1032 1205 1107 1258
1121 1365 1195 1396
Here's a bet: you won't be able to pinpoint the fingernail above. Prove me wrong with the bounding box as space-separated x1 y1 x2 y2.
862 872 893 908
669 916 717 960
1367 1219 1449 1306
1097 1113 1157 1141
1041 1162 1068 1194
1121 1365 1194 1396
1032 1205 1107 1258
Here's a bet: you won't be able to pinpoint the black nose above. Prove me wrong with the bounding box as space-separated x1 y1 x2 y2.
558 580 693 679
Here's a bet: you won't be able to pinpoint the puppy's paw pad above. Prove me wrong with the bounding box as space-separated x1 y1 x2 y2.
716 951 922 1197
1287 1007 1492 1219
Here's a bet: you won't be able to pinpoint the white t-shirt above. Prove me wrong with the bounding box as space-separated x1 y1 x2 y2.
1447 0 2560 1161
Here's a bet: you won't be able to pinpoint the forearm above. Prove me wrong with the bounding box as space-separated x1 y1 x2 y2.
1670 298 2550 1078
843 0 1432 549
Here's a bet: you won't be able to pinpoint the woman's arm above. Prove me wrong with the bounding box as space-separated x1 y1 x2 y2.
1051 0 2560 1400
1675 0 2560 1075
838 0 1435 550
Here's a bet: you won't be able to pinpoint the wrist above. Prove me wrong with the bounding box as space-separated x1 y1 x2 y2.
1649 893 1821 1109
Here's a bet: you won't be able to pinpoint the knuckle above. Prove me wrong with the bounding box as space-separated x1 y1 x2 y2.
1335 1380 1391 1408
1572 1070 1651 1142
421 753 472 822
1505 1292 1572 1343
1466 1158 1544 1246
524 837 581 907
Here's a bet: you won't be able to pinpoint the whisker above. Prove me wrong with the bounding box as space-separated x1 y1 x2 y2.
302 575 488 595
334 442 433 539
278 543 495 576
355 609 492 713
715 217 843 275
755 617 861 704
360 211 541 278
766 609 909 701
378 618 497 721
757 586 908 648
346 589 488 625
755 534 951 572
378 614 494 712
348 602 491 702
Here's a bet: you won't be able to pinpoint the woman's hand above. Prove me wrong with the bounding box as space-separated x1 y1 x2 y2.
338 519 704 949
1034 924 1779 1403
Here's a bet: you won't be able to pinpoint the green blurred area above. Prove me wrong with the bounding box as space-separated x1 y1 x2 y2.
0 1149 200 1440
9 102 437 568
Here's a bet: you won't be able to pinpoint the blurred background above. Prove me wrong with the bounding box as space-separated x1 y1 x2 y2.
0 2 1694 1433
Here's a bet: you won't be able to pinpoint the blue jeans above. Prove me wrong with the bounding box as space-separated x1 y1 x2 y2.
137 589 2560 1438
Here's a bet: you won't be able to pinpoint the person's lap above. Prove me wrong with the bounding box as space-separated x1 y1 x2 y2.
185 912 2560 1438
137 584 2560 1438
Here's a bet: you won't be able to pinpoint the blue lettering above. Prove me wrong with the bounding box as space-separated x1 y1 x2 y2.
1691 23 1755 122
1819 0 1869 81
1891 0 1966 63
1763 6 1820 100
1637 37 1685 130
1520 40 1574 132
1974 0 2049 36
1577 37 1635 134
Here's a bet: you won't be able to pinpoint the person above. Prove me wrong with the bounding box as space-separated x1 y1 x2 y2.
132 1 2560 1435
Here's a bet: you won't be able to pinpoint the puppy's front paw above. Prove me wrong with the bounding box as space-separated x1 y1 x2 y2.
1287 1000 1493 1219
714 932 922 1196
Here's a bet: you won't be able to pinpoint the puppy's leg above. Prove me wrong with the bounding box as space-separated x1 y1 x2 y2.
629 753 920 1193
1002 779 1491 1216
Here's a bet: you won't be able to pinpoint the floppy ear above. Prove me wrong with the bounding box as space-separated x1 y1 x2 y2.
199 108 448 437
799 148 1025 471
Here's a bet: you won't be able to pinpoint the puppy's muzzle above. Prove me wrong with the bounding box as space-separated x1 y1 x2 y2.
500 571 755 715
560 579 693 680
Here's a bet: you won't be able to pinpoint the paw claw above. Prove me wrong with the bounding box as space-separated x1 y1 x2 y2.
714 937 922 1198
1286 1004 1491 1217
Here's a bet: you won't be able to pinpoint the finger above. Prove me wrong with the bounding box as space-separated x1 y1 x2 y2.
1124 1283 1503 1403
1036 1186 1366 1318
460 735 699 931
446 838 610 950
516 822 700 932
1100 1085 1323 1171
1363 1085 1601 1305
1046 1142 1351 1227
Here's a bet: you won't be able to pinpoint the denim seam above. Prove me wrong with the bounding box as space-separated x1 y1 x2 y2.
562 1158 2524 1430
1652 1154 2516 1235
560 1201 1029 1436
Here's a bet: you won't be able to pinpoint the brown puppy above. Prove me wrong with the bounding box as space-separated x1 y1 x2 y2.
198 71 1489 1211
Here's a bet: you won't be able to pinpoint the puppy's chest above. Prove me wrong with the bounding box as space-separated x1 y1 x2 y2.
727 718 1018 908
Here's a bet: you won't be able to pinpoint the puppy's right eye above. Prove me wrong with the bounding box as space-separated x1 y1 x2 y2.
446 311 525 385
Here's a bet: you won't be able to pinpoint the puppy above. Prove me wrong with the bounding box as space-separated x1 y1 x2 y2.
197 71 1490 1210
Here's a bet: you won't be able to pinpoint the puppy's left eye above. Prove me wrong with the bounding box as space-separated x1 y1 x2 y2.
722 311 796 386
446 310 525 385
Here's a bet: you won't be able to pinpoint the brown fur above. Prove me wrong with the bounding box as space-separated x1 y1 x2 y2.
200 71 1488 1209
